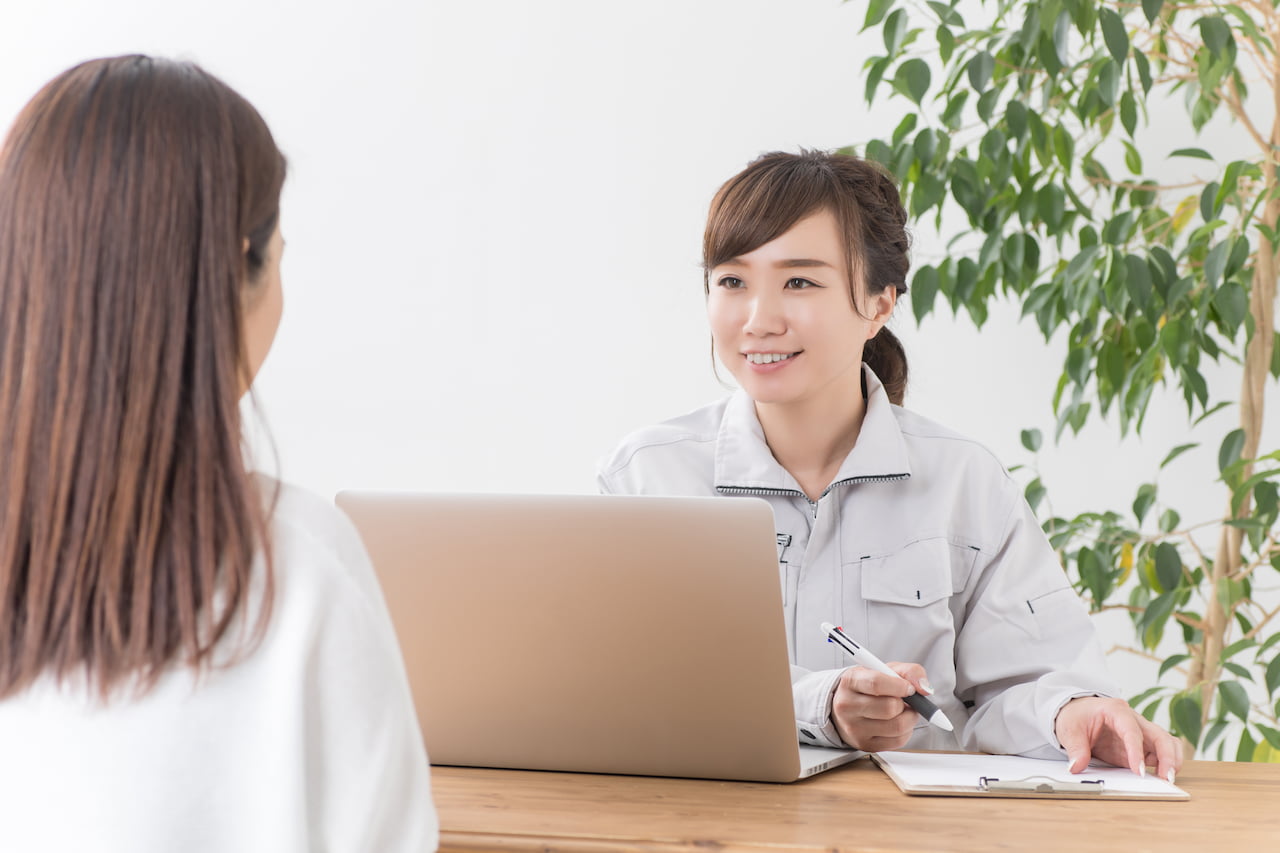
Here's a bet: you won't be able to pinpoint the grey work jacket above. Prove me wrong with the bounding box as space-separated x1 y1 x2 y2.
597 367 1117 758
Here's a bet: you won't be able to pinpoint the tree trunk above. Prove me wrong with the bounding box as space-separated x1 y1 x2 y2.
1189 93 1280 723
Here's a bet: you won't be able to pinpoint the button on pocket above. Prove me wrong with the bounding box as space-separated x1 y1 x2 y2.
858 538 959 647
861 538 953 608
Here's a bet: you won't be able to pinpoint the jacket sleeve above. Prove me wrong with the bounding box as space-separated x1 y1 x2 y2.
791 666 859 749
953 489 1119 758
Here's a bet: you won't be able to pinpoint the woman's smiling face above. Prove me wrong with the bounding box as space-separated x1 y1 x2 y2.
706 207 895 408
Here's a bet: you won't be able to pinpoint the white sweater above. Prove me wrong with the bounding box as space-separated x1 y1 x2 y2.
0 479 438 852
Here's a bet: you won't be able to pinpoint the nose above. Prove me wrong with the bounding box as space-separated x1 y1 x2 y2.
743 289 786 338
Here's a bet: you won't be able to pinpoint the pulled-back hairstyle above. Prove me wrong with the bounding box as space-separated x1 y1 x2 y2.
703 149 911 404
0 56 287 699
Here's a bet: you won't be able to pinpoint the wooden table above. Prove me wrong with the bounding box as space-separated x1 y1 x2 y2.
433 759 1280 851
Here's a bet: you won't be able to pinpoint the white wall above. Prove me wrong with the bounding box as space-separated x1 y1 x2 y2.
3 0 1277 700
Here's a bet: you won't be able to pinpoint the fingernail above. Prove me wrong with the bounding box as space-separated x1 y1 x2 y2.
1140 765 1146 778
1166 770 1175 785
919 678 934 695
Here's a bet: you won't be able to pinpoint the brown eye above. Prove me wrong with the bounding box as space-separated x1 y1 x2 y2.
785 277 819 289
717 276 745 289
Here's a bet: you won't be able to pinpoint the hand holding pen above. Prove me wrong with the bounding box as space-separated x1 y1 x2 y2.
821 622 954 752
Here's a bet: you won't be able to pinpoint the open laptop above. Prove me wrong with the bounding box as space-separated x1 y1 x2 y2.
334 491 862 782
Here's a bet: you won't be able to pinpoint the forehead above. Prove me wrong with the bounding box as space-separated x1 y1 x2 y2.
716 209 846 268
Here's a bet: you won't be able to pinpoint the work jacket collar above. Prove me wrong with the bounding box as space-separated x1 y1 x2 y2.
713 365 913 496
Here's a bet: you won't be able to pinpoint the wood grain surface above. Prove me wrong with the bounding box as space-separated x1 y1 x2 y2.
433 758 1280 852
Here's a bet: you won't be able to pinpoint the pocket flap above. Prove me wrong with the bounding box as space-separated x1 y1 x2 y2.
861 538 953 607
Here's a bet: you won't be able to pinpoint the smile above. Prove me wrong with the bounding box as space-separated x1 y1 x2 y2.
744 352 798 365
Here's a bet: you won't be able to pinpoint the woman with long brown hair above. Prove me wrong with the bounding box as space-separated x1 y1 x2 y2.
0 56 436 850
600 150 1182 782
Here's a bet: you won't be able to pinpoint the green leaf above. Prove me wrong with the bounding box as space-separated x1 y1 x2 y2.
1219 428 1245 476
1124 254 1152 311
883 8 908 55
1200 181 1223 222
1134 49 1153 95
1159 654 1190 679
1213 281 1248 335
1005 100 1028 139
1267 655 1280 696
894 58 931 106
1204 240 1229 288
1171 694 1203 746
1259 724 1280 750
1193 400 1231 427
1238 729 1258 762
1133 483 1157 524
892 112 918 146
1199 16 1233 57
1220 681 1251 722
1021 428 1043 453
1097 59 1120 107
910 265 940 324
1142 0 1164 24
1053 10 1071 67
1222 637 1256 661
1100 9 1129 63
1122 142 1142 175
1161 443 1198 469
937 24 955 64
1170 147 1214 160
941 91 968 130
1159 508 1181 533
1025 478 1048 513
1053 124 1074 170
1078 546 1110 606
865 57 891 104
1120 90 1138 138
1154 541 1182 591
968 51 995 92
863 0 893 30
1216 160 1246 211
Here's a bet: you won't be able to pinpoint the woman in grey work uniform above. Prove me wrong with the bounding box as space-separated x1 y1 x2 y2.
598 150 1183 782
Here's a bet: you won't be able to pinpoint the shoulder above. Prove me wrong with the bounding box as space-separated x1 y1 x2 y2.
891 406 1021 505
596 398 728 495
254 476 384 610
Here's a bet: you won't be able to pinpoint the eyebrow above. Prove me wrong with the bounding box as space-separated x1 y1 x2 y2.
720 257 838 270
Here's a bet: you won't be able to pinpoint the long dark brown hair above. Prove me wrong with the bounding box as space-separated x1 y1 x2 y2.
703 149 911 404
0 56 287 699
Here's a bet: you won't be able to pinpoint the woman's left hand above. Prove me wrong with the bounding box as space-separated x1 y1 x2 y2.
1054 696 1184 782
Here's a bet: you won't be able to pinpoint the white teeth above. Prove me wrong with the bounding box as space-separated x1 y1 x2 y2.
746 353 794 365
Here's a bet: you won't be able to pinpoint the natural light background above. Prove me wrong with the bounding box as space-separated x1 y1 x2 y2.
3 0 1277 694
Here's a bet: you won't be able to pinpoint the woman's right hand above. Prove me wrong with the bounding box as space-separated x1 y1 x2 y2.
831 663 931 751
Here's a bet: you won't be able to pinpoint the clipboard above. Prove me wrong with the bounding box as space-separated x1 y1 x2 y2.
871 751 1190 801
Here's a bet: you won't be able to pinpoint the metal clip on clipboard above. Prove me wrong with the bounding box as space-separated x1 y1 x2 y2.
978 776 1106 794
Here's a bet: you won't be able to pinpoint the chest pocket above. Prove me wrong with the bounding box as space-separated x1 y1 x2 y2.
859 537 970 645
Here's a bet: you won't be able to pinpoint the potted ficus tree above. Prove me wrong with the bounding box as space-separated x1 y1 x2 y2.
848 0 1280 759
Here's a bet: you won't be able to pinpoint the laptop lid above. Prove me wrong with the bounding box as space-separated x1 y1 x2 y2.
335 491 858 783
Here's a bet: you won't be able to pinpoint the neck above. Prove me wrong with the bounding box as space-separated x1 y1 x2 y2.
754 376 867 501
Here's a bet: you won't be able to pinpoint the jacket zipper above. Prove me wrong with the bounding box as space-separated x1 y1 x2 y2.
718 473 909 518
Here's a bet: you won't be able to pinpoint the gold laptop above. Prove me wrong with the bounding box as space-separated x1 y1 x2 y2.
334 492 861 782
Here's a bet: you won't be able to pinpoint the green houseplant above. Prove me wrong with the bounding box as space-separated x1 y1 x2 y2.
848 0 1280 760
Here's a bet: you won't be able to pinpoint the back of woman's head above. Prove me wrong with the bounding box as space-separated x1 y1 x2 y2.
702 149 911 403
0 56 286 698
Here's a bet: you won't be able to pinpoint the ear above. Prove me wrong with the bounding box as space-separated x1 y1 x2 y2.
864 287 898 340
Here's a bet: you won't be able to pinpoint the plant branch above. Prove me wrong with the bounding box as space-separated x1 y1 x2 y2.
1224 77 1274 158
1243 601 1280 640
1106 644 1173 666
